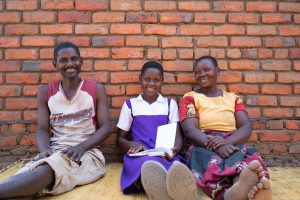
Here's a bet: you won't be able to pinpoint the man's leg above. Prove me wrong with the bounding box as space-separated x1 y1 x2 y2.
0 163 54 199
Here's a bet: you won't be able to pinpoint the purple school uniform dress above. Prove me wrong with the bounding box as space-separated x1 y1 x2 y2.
117 94 183 194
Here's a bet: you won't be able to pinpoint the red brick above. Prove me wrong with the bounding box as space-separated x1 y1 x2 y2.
126 36 158 47
128 60 146 70
213 2 244 12
5 25 38 35
160 13 192 24
40 48 53 59
267 120 284 129
0 61 20 72
262 14 291 24
0 111 21 121
93 12 124 23
164 73 176 83
23 11 56 23
228 13 259 24
7 0 37 10
41 24 72 34
295 15 300 24
126 12 157 23
230 60 259 70
162 37 193 48
75 0 108 11
23 85 38 96
6 98 37 110
279 26 300 36
80 48 109 59
295 84 300 94
20 134 36 145
261 85 292 95
28 124 37 133
0 37 19 48
144 1 176 11
286 120 300 130
264 37 283 48
262 60 291 71
279 3 300 13
247 26 277 36
180 25 212 36
260 132 290 142
244 73 275 83
196 37 227 47
147 49 161 60
111 0 141 11
241 49 257 59
126 85 141 95
80 72 108 83
178 49 194 60
75 25 108 35
110 72 139 84
228 84 259 94
290 48 300 59
11 124 26 134
0 86 22 97
231 37 261 47
178 1 210 11
22 36 54 47
5 49 38 60
0 1 3 10
258 49 273 59
263 108 293 118
247 107 261 118
0 12 20 23
41 0 74 10
290 145 300 154
81 60 93 71
246 2 276 12
293 132 300 141
111 24 141 34
274 49 288 59
112 48 143 59
162 85 192 95
58 11 89 23
163 49 176 60
278 73 300 83
94 61 126 71
226 49 241 59
144 25 176 35
258 96 278 106
273 145 288 153
280 97 300 107
214 25 245 35
92 36 124 47
195 13 225 23
57 36 90 46
105 85 125 96
210 49 225 59
248 133 257 142
6 73 39 84
111 96 128 108
163 61 193 72
218 72 242 83
254 144 270 154
0 136 17 147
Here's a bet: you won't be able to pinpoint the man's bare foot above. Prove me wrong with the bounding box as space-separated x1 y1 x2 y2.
224 160 263 200
248 178 272 200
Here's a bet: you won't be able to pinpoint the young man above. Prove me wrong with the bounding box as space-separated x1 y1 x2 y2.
0 42 111 199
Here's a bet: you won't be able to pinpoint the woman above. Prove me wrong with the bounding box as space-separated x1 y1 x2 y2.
177 56 272 200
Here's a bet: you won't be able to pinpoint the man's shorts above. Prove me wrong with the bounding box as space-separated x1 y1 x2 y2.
17 148 106 195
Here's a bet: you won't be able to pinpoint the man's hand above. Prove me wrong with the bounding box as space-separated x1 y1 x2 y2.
39 149 53 159
213 144 239 158
206 135 226 150
61 144 87 164
127 142 146 154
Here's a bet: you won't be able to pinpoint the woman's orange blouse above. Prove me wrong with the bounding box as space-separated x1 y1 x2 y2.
179 90 246 132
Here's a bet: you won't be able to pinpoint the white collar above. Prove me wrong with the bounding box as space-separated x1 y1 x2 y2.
137 93 166 103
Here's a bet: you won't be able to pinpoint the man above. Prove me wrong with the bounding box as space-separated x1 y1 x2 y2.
0 42 111 199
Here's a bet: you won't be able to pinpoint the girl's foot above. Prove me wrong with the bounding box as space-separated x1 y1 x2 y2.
224 160 264 200
248 178 272 200
141 161 171 200
166 161 201 200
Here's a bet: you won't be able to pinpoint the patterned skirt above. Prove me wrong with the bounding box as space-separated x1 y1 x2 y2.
182 131 269 200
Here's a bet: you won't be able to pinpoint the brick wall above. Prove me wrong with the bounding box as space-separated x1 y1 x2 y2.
0 0 299 168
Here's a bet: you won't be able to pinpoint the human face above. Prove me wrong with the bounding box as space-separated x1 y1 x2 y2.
53 47 82 80
194 59 219 89
140 68 163 102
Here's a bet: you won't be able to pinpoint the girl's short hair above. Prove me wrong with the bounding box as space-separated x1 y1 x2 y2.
141 61 164 77
194 56 218 70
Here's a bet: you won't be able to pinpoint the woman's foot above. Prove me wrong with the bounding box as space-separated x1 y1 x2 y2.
166 161 201 200
141 161 171 200
248 178 272 200
224 160 264 200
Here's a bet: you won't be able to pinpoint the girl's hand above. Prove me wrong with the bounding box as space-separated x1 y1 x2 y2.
127 142 146 154
39 149 53 159
213 144 239 158
206 135 226 150
61 144 87 164
164 147 178 160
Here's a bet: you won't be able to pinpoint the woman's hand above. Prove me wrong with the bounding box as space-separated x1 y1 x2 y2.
164 147 178 160
206 135 226 150
213 144 239 158
127 141 146 154
61 144 87 164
